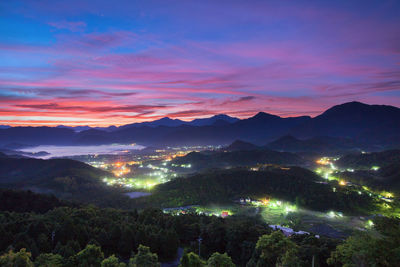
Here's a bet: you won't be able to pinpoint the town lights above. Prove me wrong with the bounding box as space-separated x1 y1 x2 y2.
381 192 394 198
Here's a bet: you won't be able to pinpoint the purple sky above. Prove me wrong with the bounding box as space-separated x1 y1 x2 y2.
1 0 399 126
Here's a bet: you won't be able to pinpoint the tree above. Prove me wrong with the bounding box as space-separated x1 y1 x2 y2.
74 244 104 267
248 231 299 267
0 248 34 267
291 234 339 267
280 249 301 267
36 233 52 253
207 252 235 267
53 241 76 259
35 253 63 267
118 227 135 258
129 245 160 267
180 251 206 267
327 217 400 267
327 233 379 267
101 254 126 267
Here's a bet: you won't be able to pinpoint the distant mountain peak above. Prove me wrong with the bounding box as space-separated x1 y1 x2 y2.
254 111 269 117
321 101 399 117
212 114 234 119
291 101 400 142
324 101 367 111
225 140 259 151
155 117 180 122
253 112 279 119
188 114 239 126
158 117 174 121
338 101 365 106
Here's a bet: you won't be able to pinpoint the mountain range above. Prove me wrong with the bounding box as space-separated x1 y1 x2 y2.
56 114 239 132
0 101 399 149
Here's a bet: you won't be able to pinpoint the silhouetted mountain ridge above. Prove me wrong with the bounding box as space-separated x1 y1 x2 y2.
225 140 261 151
290 102 400 144
0 102 399 148
266 135 363 152
171 149 305 170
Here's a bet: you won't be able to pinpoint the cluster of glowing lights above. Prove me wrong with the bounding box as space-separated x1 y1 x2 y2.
155 150 191 162
327 211 343 218
102 177 166 189
315 167 335 180
90 162 107 169
171 163 192 168
195 207 233 218
362 185 370 191
316 157 331 165
99 157 185 190
113 163 131 177
163 206 233 218
381 191 394 198
102 160 179 189
252 198 297 214
285 206 295 213
315 157 340 181
361 186 396 202
90 160 141 177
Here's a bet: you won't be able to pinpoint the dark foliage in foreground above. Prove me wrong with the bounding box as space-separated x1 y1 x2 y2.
0 202 338 266
1 189 399 266
0 205 274 265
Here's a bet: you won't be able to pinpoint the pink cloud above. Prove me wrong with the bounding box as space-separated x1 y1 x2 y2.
1 1 400 126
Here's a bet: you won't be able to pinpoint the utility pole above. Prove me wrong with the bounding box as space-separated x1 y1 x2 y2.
197 237 202 257
51 230 55 244
312 255 315 267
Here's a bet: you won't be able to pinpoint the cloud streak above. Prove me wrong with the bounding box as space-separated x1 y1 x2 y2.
48 21 87 32
0 0 399 126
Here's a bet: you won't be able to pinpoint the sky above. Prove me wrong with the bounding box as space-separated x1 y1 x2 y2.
0 0 399 126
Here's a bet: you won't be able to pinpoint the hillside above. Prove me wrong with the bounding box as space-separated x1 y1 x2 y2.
171 149 305 170
224 140 261 151
336 150 400 169
334 150 400 193
290 102 400 145
0 189 75 213
0 156 134 208
339 163 400 193
266 135 363 153
149 168 374 213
